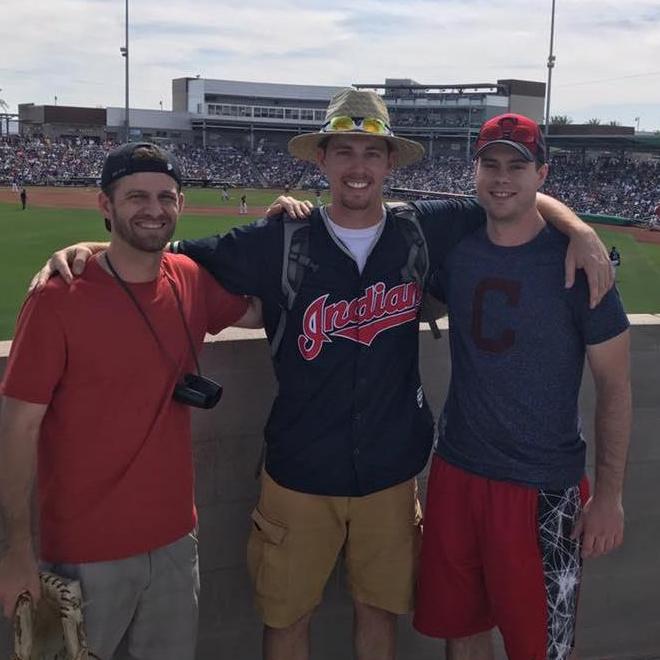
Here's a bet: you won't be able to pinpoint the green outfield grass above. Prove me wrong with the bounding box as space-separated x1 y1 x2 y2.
0 202 256 339
590 228 660 312
0 194 658 340
183 186 327 208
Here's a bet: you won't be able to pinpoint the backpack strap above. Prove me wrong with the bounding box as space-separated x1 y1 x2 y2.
256 215 316 479
270 215 316 358
388 202 443 339
390 202 429 286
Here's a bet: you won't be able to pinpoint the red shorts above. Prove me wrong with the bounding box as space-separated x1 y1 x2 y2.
414 456 589 660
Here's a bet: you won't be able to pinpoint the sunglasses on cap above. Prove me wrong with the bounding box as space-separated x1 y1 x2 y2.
475 116 541 153
321 116 393 136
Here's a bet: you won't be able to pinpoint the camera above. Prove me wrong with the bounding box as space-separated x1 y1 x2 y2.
173 374 223 409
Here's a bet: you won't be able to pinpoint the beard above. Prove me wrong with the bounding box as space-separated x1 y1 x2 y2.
109 212 176 253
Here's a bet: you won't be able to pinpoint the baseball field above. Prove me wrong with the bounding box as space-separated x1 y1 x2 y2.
1 186 659 341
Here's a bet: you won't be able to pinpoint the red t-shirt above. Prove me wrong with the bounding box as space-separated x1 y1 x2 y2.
1 253 247 563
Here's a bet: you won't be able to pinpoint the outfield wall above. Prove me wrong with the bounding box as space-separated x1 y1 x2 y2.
1 318 660 659
580 213 633 227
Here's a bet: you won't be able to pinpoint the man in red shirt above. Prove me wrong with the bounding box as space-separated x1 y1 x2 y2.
0 143 259 660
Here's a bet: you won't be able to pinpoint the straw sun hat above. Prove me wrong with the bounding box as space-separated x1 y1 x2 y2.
287 88 425 168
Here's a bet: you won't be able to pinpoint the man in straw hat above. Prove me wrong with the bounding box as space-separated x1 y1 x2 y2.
30 90 612 660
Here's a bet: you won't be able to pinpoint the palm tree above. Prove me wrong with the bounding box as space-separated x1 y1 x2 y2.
550 115 572 125
608 120 621 127
587 118 601 125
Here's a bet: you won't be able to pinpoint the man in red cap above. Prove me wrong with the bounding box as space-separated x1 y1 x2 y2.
413 114 631 660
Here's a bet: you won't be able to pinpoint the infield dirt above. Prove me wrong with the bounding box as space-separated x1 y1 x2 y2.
0 186 262 217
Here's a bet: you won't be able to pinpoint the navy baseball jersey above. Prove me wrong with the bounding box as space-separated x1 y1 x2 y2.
176 200 485 496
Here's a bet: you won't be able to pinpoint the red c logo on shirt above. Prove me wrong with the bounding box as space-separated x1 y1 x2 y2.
471 278 521 353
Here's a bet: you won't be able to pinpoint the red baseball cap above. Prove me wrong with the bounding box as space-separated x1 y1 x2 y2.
474 113 547 164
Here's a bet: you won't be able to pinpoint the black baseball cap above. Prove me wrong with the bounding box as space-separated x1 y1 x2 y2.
101 142 182 189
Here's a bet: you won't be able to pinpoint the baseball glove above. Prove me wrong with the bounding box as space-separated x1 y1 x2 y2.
12 571 97 660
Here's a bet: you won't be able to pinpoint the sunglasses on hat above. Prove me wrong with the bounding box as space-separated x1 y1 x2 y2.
321 116 393 137
473 114 547 165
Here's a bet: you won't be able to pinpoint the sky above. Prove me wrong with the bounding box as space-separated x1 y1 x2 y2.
1 0 660 130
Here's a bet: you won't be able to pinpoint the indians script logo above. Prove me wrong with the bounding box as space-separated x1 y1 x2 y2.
298 281 422 361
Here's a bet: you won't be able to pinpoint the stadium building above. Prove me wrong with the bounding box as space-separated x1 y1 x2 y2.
169 76 546 156
14 76 660 159
16 76 545 152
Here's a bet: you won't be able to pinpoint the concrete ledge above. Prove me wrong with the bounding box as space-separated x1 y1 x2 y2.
1 319 659 659
1 314 658 358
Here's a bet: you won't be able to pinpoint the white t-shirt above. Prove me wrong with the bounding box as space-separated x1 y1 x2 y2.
322 207 386 273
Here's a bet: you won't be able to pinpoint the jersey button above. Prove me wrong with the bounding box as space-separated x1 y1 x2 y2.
353 447 360 456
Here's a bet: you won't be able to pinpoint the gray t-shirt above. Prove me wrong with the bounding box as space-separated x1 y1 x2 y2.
434 224 629 490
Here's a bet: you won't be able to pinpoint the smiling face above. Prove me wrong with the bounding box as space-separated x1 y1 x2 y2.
475 143 548 224
317 134 395 220
99 172 184 253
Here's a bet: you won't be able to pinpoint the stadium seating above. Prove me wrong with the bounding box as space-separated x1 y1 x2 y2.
1 136 657 219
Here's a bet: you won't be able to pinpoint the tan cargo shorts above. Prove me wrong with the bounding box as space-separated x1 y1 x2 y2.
247 471 422 628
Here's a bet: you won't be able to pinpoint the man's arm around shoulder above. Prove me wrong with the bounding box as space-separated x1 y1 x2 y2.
175 217 279 297
0 396 46 617
536 193 613 307
30 242 108 291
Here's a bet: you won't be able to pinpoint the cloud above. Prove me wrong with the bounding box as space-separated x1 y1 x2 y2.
0 0 658 127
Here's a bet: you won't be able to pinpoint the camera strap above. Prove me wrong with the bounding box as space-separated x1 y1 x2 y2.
103 253 202 377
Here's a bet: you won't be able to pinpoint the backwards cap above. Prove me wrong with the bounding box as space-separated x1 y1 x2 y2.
101 142 182 189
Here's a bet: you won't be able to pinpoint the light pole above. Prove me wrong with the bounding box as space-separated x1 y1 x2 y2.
465 99 474 165
120 0 130 142
0 89 6 137
544 0 557 140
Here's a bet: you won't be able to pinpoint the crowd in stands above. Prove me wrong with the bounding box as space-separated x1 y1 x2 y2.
392 158 475 194
0 137 109 184
389 109 473 128
543 155 659 220
169 145 262 186
251 149 310 188
1 136 658 220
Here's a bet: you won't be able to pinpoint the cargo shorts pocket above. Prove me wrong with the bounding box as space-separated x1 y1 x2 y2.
247 508 289 601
